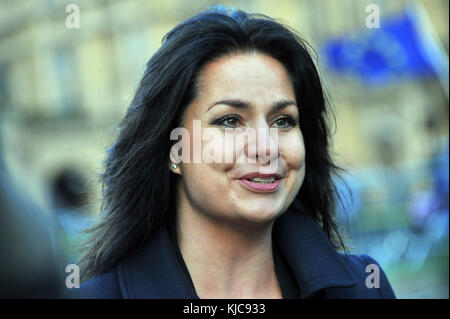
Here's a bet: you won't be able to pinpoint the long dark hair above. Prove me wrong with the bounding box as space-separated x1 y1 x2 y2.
79 5 346 281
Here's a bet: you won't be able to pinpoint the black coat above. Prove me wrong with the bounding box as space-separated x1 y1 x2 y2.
68 209 396 299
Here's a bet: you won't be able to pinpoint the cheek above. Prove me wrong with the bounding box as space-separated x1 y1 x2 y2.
180 161 237 218
181 164 220 208
279 132 306 170
280 132 306 206
201 128 235 170
180 130 233 206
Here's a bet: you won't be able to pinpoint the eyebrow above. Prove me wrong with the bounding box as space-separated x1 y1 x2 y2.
207 99 297 112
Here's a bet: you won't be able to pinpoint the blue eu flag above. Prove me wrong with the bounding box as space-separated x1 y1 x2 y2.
322 8 442 86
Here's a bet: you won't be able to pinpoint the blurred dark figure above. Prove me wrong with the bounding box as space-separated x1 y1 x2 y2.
0 142 63 298
50 168 92 264
51 169 86 210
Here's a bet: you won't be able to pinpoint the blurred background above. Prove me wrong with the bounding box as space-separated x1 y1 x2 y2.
0 0 448 298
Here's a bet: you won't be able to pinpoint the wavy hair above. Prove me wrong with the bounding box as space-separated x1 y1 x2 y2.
79 5 346 281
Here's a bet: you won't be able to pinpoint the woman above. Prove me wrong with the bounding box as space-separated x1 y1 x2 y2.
73 6 396 299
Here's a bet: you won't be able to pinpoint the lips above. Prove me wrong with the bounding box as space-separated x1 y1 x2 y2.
237 173 283 192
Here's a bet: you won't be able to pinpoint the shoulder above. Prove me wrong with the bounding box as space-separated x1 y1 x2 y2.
342 253 380 271
64 270 123 299
325 253 396 299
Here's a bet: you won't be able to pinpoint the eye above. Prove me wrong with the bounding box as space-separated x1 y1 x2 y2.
213 114 242 128
272 115 297 128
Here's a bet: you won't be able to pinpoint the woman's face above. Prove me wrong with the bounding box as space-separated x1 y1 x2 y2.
172 52 306 228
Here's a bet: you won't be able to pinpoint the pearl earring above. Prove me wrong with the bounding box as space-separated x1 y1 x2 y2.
172 164 177 169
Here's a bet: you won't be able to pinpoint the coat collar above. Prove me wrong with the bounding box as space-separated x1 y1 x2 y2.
272 209 357 298
115 208 357 299
115 223 198 298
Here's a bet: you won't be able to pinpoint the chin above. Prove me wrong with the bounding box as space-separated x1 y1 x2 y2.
238 203 284 225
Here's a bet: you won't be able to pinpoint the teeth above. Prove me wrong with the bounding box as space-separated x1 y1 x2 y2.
249 177 276 183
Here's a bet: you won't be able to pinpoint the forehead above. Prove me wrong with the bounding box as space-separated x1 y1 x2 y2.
195 53 296 105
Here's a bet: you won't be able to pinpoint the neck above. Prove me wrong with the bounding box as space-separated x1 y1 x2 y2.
176 203 282 299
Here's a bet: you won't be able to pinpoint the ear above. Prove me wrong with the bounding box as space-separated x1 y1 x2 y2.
169 150 182 175
169 162 181 175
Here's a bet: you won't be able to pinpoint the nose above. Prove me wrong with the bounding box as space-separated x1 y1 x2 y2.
245 124 280 164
